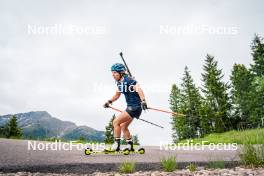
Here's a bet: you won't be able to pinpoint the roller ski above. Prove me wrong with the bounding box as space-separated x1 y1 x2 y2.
84 146 145 156
119 138 145 155
84 138 145 156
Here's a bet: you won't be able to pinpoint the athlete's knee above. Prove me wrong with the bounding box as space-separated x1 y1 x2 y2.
113 119 120 127
121 125 129 132
113 119 117 127
121 126 128 132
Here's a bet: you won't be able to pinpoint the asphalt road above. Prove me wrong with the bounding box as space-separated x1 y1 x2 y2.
0 138 241 173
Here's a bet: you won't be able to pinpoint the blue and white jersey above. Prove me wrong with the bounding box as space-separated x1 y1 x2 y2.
116 75 141 107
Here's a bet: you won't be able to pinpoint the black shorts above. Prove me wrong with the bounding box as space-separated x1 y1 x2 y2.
126 106 142 119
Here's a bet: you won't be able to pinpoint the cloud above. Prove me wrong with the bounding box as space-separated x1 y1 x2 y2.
0 0 263 145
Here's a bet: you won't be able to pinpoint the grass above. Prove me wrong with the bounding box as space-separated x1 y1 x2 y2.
239 144 264 167
118 161 135 173
206 160 225 169
177 128 264 145
175 128 264 168
161 156 177 172
186 163 197 172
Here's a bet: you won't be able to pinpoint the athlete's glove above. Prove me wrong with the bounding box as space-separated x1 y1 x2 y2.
103 100 112 108
141 100 148 110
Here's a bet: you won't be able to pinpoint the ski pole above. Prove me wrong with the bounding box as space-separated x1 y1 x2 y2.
137 118 164 129
120 52 132 77
148 107 185 116
108 105 164 129
109 106 122 113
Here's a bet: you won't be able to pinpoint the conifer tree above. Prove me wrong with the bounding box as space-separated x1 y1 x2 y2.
5 115 22 138
104 114 115 144
230 64 253 129
201 54 231 132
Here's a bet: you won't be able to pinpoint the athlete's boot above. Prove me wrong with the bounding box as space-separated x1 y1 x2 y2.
109 138 121 152
125 138 134 151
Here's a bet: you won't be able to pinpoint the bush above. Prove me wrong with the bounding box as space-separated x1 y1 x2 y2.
118 161 135 173
161 156 177 172
240 144 264 167
187 163 197 172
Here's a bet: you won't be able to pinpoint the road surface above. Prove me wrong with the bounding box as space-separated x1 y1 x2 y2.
0 138 241 173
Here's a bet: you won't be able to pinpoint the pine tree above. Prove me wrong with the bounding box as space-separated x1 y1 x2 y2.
132 135 140 145
104 114 115 144
5 115 22 138
180 67 202 138
249 34 264 127
230 64 253 129
169 84 185 142
199 101 214 135
250 34 264 77
201 54 231 133
0 126 4 137
170 67 203 141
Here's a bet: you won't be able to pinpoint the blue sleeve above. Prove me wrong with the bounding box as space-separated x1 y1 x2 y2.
128 78 137 86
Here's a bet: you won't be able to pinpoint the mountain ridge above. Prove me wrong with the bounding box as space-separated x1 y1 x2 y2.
0 111 105 141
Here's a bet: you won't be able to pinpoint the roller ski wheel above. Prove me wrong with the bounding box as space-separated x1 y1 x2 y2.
129 147 145 154
122 148 130 155
122 147 145 154
103 147 130 155
138 147 145 154
84 148 93 155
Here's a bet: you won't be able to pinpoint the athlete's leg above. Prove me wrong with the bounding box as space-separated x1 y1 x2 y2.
119 112 136 151
120 115 133 139
109 111 132 151
121 118 135 151
113 111 132 138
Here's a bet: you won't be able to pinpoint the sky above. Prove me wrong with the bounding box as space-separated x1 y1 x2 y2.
0 0 263 145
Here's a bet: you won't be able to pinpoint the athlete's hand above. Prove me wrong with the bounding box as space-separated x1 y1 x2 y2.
141 100 148 110
103 100 112 108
